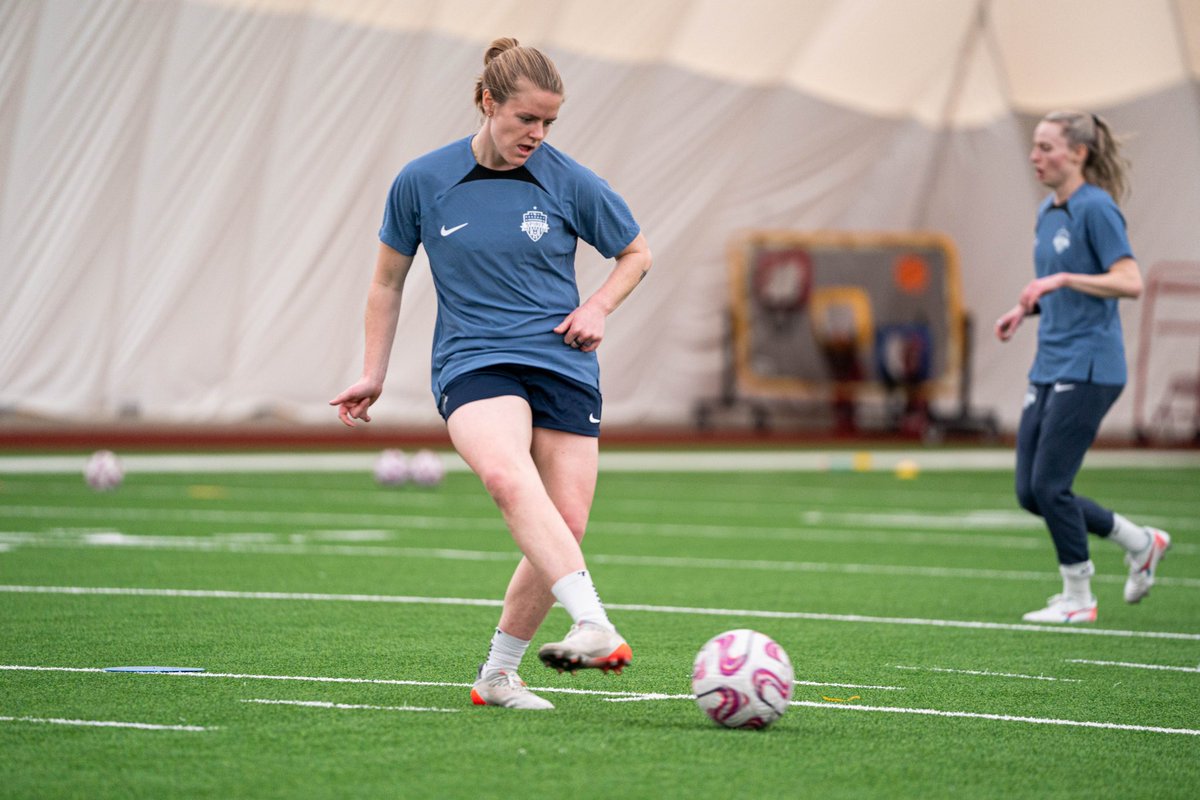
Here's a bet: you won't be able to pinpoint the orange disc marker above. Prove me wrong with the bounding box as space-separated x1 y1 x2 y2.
894 253 930 295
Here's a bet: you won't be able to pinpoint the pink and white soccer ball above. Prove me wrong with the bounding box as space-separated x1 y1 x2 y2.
692 628 794 729
84 450 124 491
408 449 444 487
373 449 410 486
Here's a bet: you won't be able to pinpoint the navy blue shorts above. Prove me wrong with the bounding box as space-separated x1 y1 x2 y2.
438 364 603 437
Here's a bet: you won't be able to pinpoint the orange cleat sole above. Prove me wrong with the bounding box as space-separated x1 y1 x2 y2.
541 642 632 674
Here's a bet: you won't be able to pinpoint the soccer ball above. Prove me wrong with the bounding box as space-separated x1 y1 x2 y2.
373 449 410 486
408 449 444 487
84 450 124 491
692 629 794 729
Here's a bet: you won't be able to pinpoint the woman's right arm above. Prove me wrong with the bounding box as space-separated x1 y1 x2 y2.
329 243 415 427
995 303 1027 342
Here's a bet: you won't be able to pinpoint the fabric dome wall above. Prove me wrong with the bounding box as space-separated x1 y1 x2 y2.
1 0 1197 435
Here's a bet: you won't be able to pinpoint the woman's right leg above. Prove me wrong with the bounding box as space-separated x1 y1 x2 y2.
494 426 599 640
1013 385 1043 519
451 395 589 710
447 395 587 584
451 397 627 709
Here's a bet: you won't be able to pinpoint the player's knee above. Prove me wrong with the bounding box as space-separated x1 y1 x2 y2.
559 509 589 542
1016 485 1041 516
476 465 527 511
1030 483 1068 515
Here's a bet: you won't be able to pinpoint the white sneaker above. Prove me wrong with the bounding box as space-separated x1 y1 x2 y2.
470 666 554 710
1124 528 1171 604
537 621 632 674
1022 593 1098 624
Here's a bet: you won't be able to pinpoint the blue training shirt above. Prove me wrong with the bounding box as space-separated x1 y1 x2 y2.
379 136 641 400
1029 182 1133 385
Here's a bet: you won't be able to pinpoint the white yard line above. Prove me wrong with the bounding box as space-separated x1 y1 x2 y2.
892 665 1081 682
0 665 672 700
0 715 212 732
240 698 458 713
4 505 1195 554
5 664 1195 735
3 584 1198 641
609 599 1200 641
604 681 902 705
3 532 1198 588
1067 659 1200 674
794 680 905 690
786 701 1200 736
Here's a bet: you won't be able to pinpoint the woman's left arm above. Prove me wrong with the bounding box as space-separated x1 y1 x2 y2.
1019 258 1143 312
554 233 653 352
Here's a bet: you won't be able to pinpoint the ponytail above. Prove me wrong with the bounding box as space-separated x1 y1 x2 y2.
1043 110 1131 203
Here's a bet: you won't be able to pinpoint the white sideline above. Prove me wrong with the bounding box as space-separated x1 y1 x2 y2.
2 584 1199 641
4 665 1197 737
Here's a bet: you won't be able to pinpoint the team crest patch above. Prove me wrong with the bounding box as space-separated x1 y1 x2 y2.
521 207 549 242
1053 226 1071 254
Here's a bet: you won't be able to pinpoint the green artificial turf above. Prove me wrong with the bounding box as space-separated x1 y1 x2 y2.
0 457 1197 799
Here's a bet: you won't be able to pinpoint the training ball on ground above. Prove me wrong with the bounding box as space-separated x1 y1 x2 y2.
692 628 794 729
373 449 410 486
408 449 445 487
84 450 124 491
894 458 920 479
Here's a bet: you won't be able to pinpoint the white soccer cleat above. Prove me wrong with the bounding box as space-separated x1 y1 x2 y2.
1124 528 1171 604
537 621 632 674
470 666 554 710
1022 593 1098 624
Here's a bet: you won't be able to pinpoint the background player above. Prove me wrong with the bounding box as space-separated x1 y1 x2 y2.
995 110 1169 624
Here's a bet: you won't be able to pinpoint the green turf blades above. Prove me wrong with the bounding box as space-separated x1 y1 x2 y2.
0 460 1197 798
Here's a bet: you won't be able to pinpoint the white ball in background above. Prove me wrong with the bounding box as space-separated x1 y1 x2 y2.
373 449 410 486
84 450 124 492
408 449 445 487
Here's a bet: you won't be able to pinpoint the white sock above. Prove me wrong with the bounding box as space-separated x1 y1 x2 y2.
481 628 530 675
1059 560 1095 604
550 569 613 630
1108 513 1152 555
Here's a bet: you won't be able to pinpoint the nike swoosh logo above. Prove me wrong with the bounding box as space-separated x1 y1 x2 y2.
440 223 468 237
1053 383 1075 393
589 414 601 424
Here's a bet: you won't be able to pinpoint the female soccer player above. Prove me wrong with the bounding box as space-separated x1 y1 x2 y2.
331 38 651 707
995 110 1169 624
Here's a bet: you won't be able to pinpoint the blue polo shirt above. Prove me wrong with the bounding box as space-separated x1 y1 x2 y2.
379 137 640 399
1029 183 1133 385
